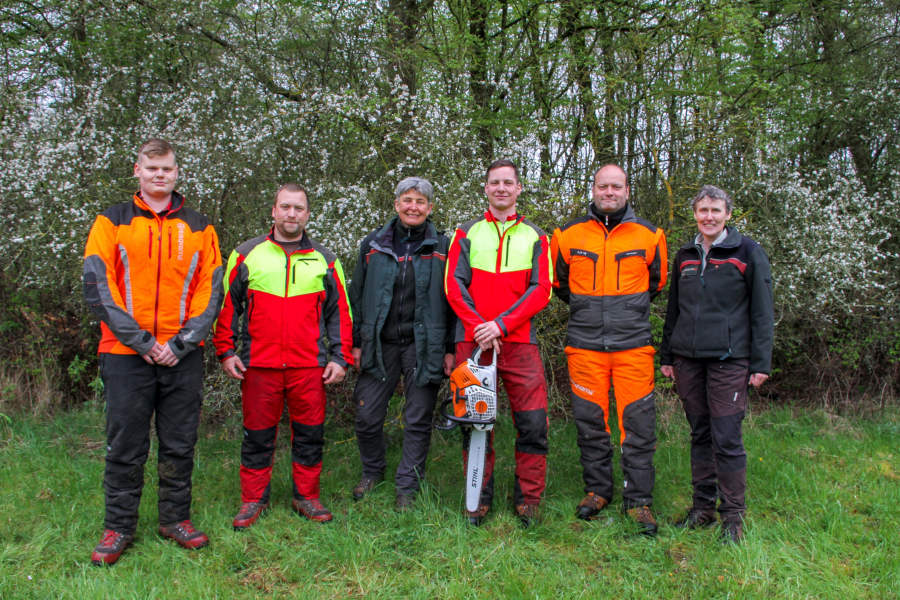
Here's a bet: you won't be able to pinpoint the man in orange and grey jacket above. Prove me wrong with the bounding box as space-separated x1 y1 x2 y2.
550 164 667 535
83 139 223 565
444 159 552 528
213 184 353 529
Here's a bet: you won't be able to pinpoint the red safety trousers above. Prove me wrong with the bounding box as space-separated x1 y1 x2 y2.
456 341 549 507
239 366 326 503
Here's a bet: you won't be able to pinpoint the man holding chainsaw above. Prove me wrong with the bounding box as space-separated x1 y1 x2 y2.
348 176 455 511
444 159 553 527
550 164 667 535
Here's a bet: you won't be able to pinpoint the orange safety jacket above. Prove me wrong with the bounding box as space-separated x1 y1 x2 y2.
551 204 667 352
83 191 223 358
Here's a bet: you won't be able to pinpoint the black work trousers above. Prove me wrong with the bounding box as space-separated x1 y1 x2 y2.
99 350 203 534
673 356 749 521
353 342 439 494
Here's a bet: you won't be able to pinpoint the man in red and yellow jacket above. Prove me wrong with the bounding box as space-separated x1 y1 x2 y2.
444 159 552 527
83 139 223 565
551 164 667 535
213 184 353 529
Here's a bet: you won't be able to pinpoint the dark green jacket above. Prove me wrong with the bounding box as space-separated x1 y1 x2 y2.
349 217 454 386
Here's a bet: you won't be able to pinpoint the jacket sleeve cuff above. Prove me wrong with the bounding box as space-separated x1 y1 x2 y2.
167 336 196 360
329 355 350 369
494 318 509 337
131 332 156 357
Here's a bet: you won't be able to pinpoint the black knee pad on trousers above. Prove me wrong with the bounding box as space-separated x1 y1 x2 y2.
242 426 277 469
621 392 656 451
291 421 324 466
513 408 549 455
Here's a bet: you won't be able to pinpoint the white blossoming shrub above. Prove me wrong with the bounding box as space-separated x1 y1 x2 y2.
749 168 899 402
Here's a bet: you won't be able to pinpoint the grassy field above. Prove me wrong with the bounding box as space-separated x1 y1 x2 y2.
0 397 897 599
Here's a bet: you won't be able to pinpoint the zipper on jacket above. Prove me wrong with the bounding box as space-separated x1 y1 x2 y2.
398 245 411 340
493 219 517 273
504 236 511 267
167 227 172 259
699 248 707 287
283 252 291 365
153 218 163 336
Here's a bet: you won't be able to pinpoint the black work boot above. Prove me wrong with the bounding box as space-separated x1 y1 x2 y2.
395 492 416 512
674 507 717 529
720 519 744 544
352 475 383 501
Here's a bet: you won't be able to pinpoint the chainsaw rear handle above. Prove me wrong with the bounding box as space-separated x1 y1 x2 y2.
440 346 497 427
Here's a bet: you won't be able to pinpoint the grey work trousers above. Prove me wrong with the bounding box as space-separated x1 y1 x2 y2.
353 342 439 494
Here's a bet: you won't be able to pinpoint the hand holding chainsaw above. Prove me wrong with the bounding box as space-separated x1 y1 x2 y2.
473 320 502 354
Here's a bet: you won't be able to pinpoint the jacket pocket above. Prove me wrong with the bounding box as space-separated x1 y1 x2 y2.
420 329 448 382
359 323 377 371
569 248 599 291
614 249 647 291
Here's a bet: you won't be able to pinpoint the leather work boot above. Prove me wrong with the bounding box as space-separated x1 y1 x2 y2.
232 501 268 531
352 475 383 501
158 520 210 550
720 519 744 544
625 505 659 537
515 503 540 529
292 498 333 522
395 493 416 512
575 492 609 521
91 529 134 566
674 507 717 529
465 504 491 527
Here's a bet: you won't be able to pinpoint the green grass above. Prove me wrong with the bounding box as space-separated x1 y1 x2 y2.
0 399 897 599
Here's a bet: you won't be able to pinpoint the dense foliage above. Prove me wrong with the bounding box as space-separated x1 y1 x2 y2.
1 0 897 412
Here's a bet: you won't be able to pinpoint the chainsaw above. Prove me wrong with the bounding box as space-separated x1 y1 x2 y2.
440 347 498 512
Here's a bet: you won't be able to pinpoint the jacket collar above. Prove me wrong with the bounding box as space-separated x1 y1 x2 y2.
134 190 185 216
681 225 741 251
484 210 521 224
267 227 312 251
373 216 439 253
587 202 636 227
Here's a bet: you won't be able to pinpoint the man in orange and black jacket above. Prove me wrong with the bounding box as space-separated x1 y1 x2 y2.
83 139 223 565
551 164 667 535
